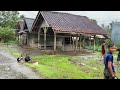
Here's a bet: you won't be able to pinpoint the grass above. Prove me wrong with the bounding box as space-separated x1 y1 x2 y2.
70 56 104 79
1 44 120 79
0 41 17 45
25 55 94 79
24 55 106 79
85 45 101 51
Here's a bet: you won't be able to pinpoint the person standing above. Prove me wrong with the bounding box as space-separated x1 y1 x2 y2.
100 41 106 61
104 44 118 79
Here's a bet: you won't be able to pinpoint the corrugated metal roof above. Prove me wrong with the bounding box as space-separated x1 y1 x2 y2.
32 11 108 35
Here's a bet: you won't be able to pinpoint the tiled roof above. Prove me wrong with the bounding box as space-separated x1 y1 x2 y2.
32 11 108 35
24 18 34 31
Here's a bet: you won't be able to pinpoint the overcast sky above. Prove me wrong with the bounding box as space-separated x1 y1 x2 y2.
19 11 120 26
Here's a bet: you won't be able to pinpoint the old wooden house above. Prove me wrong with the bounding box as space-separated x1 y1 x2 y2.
17 11 108 52
16 18 34 45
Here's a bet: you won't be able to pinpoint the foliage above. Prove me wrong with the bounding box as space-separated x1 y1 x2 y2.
105 39 112 46
0 11 19 29
20 15 25 19
0 26 15 43
101 23 112 38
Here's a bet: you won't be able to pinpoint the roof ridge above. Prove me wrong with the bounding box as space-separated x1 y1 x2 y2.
24 17 35 20
40 11 88 19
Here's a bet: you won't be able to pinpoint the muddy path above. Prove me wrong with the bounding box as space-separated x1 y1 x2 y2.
0 46 42 79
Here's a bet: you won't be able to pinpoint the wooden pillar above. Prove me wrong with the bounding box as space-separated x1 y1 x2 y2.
90 40 91 48
26 33 28 45
70 35 72 50
79 36 81 51
94 35 95 51
18 34 20 45
83 37 85 48
44 27 47 50
63 37 65 51
89 36 91 47
38 28 41 49
72 37 75 49
23 34 26 45
20 34 22 45
75 36 78 55
54 32 57 54
32 34 34 47
78 35 80 51
70 35 71 45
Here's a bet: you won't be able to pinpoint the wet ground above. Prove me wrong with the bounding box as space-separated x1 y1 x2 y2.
0 46 42 79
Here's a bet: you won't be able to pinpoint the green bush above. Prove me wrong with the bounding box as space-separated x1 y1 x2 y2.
0 26 15 43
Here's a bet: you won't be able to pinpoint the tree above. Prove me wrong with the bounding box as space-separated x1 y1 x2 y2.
101 23 112 37
20 15 25 19
0 26 15 43
91 19 97 24
0 11 19 29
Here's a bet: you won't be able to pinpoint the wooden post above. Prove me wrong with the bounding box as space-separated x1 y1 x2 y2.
70 35 72 50
44 27 47 50
20 35 22 45
89 36 91 48
83 37 85 48
93 35 96 52
75 36 78 55
54 32 56 54
70 35 71 45
26 33 28 45
72 37 74 49
18 34 20 45
79 36 81 51
63 37 65 51
78 37 80 51
32 34 34 47
38 29 41 49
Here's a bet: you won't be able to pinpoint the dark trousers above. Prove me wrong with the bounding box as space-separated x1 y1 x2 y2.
104 69 114 79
